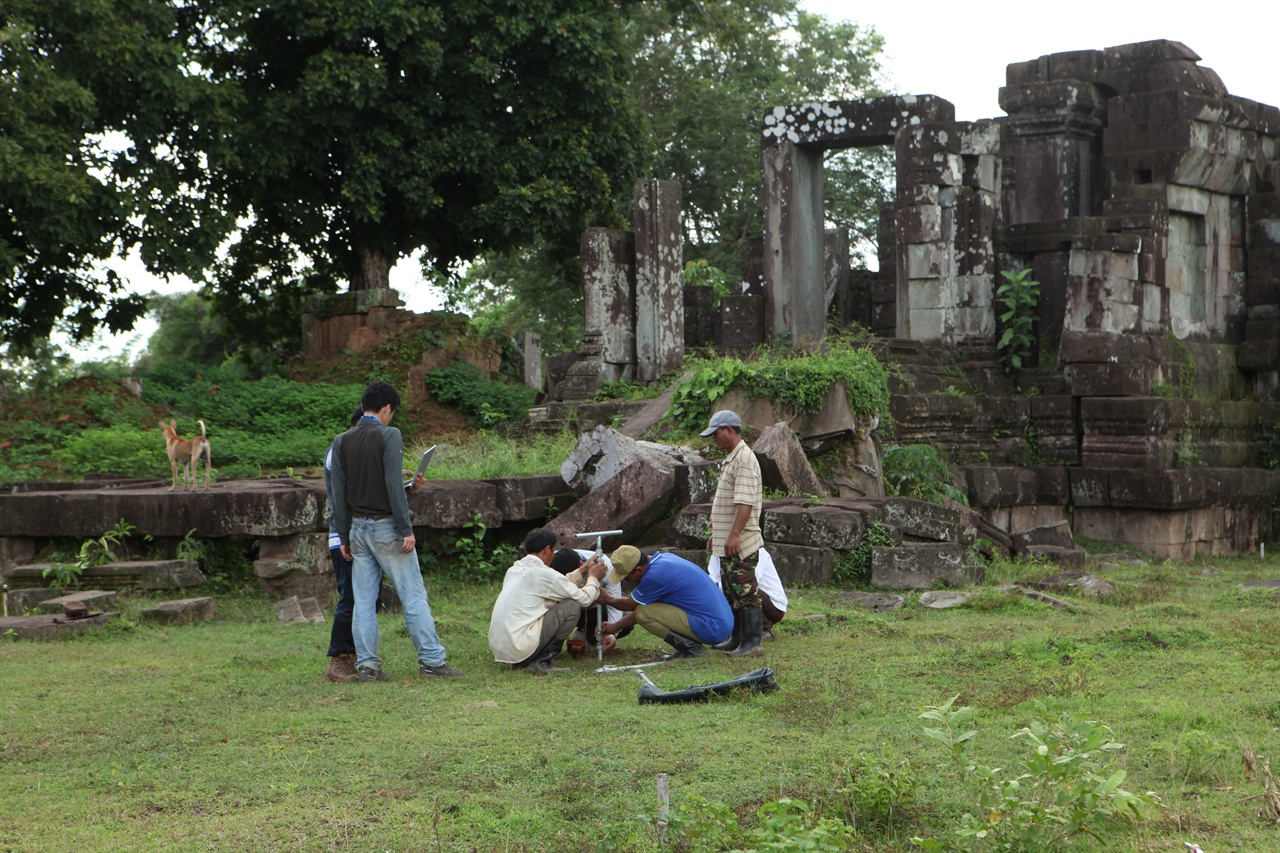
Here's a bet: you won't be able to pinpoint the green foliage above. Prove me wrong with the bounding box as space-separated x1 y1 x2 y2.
603 795 854 853
683 260 733 307
42 562 85 590
666 343 889 434
836 759 921 831
914 697 1158 853
424 361 535 429
595 378 663 402
419 514 518 583
995 270 1040 374
1151 729 1229 784
883 444 968 506
57 427 170 478
834 522 898 586
44 519 145 588
138 292 234 368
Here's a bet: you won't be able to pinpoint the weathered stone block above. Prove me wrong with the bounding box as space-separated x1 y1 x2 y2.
1012 521 1076 552
870 544 983 589
141 597 215 625
673 504 712 548
753 423 827 498
1022 544 1088 570
5 560 205 591
547 460 675 546
760 504 867 550
761 543 833 586
878 498 977 545
274 595 325 625
0 611 119 640
255 533 331 602
36 590 118 614
481 476 575 522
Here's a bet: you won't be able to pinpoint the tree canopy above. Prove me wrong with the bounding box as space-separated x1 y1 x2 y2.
2 0 644 352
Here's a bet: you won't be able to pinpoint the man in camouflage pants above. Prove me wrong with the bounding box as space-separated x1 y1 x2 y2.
702 410 765 657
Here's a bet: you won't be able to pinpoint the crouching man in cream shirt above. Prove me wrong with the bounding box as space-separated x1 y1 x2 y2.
488 528 607 674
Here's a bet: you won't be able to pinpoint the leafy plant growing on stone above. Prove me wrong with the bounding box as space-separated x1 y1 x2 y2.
913 696 1158 852
883 444 968 506
996 269 1040 374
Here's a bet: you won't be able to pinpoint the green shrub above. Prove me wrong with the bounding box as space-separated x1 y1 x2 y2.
914 696 1158 852
666 340 889 434
424 361 535 428
883 444 968 505
56 427 168 478
834 522 897 586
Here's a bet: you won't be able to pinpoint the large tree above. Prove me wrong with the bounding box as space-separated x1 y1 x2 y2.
1 0 644 352
189 0 644 350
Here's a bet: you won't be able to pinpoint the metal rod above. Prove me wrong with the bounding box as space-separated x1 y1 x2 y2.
575 529 623 664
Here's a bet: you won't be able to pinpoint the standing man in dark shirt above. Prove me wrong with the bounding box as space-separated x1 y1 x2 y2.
330 382 461 682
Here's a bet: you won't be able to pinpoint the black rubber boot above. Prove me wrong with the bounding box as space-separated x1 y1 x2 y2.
662 631 707 660
725 608 763 657
710 610 741 651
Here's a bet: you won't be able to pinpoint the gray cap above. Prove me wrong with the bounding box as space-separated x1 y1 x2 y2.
700 410 742 437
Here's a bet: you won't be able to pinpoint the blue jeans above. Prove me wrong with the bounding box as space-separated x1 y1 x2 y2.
350 517 447 670
326 548 355 657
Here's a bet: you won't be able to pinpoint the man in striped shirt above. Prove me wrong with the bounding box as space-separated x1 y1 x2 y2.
702 410 766 657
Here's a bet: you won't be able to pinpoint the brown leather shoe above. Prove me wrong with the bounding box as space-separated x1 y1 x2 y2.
325 653 359 683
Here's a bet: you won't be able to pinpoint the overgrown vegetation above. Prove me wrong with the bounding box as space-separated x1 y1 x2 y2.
664 337 890 434
883 444 968 505
995 269 1040 374
423 361 536 429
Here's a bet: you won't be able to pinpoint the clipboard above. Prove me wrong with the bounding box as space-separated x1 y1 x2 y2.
404 445 437 489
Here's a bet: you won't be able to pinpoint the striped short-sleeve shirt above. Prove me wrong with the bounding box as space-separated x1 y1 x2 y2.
710 439 763 558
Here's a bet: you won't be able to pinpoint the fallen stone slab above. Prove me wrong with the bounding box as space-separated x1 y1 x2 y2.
1011 521 1076 553
140 597 215 625
0 611 120 640
1003 584 1078 612
753 422 827 497
1241 578 1280 590
1027 568 1116 598
839 591 904 611
3 587 63 615
547 459 675 546
4 560 205 591
0 479 325 538
275 596 325 624
870 543 984 590
618 377 687 439
1022 544 1088 570
918 590 979 609
37 590 118 614
560 426 698 495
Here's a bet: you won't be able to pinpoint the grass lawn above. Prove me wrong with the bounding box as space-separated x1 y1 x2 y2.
2 556 1278 852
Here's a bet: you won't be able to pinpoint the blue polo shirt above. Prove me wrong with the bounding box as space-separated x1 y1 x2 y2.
631 552 733 644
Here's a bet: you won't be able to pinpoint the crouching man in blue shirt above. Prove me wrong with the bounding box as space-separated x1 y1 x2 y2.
596 546 732 660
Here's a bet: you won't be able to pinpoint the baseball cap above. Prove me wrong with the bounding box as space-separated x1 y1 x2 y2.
699 410 743 437
609 545 642 585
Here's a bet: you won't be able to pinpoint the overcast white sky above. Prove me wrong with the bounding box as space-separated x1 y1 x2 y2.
72 0 1280 361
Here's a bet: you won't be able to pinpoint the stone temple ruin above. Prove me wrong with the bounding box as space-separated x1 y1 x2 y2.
2 40 1279 633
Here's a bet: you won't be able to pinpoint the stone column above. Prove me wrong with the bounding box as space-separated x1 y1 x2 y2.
580 227 636 380
516 330 542 392
633 179 684 381
762 141 826 345
1000 79 1106 223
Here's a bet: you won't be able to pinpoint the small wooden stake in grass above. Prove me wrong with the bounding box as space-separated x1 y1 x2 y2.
657 772 670 844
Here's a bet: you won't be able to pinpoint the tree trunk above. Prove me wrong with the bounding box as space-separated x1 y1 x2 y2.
352 241 391 291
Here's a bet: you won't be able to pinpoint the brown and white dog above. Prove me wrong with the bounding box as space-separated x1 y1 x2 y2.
160 419 212 491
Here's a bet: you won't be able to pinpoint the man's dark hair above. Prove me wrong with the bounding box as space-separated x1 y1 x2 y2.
522 528 557 556
549 548 584 575
348 405 365 428
361 381 401 414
